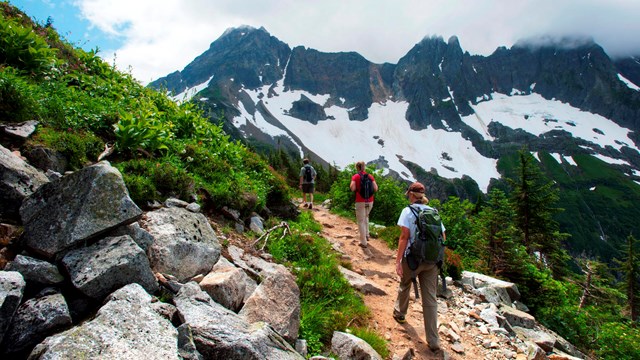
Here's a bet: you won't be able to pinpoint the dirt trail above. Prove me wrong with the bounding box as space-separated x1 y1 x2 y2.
309 203 489 360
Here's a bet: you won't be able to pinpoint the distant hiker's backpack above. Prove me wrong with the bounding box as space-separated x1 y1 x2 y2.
359 172 374 200
406 205 445 270
304 165 313 182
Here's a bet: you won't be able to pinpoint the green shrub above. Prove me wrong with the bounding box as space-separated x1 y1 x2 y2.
0 68 42 122
0 15 58 76
27 127 104 170
596 322 640 360
116 158 195 206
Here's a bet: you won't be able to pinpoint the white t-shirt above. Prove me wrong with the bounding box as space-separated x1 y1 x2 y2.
397 203 446 257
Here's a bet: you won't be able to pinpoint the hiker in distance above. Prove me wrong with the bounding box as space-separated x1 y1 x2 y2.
393 182 446 354
299 158 317 209
349 161 378 248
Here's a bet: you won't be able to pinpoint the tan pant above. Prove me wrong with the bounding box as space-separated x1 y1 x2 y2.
393 259 440 350
355 201 373 246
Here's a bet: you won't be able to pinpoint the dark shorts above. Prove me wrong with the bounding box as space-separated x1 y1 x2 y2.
302 183 314 193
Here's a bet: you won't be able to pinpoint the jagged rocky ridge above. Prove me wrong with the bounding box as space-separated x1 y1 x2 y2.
1 122 591 359
149 26 640 263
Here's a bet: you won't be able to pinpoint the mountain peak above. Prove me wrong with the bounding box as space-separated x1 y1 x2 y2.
219 25 269 40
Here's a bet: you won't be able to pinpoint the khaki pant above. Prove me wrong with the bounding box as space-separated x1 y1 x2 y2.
393 259 440 350
355 201 373 246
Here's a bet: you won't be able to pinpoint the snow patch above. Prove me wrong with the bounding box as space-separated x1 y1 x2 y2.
171 75 213 102
618 73 640 91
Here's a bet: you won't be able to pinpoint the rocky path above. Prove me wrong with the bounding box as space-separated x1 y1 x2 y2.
309 203 507 360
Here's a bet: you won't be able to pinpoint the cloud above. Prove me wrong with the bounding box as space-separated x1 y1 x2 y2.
73 0 640 84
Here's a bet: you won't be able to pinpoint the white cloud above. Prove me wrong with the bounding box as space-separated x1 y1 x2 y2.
72 0 640 84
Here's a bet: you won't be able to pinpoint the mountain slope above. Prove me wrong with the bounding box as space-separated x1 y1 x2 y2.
150 26 640 260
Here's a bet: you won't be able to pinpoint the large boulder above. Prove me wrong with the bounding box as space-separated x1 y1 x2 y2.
461 271 521 304
61 235 158 299
239 267 301 344
174 282 303 360
0 144 49 221
2 292 72 355
143 207 221 281
199 258 251 313
29 284 179 359
0 271 25 344
20 161 142 259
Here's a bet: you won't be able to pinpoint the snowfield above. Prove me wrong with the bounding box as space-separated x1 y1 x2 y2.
222 82 639 192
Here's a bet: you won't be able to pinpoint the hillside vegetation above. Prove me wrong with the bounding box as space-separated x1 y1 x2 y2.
1 3 639 359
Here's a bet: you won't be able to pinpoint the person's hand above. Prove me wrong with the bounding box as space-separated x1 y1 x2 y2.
395 261 403 277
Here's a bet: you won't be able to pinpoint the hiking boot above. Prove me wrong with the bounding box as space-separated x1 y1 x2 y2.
393 313 406 324
303 203 308 208
308 203 313 209
358 243 368 248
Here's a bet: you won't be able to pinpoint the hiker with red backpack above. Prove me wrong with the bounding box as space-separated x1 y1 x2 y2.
393 181 446 354
349 161 378 248
299 158 317 209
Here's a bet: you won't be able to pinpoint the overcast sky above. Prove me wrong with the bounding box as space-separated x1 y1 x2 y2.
10 0 640 85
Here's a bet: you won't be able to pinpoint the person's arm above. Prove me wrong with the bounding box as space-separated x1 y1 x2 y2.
349 175 356 192
299 176 303 189
373 177 379 192
395 226 410 277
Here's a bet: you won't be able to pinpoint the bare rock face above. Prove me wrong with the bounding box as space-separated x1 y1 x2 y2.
20 161 142 259
174 282 303 360
29 284 179 360
61 235 158 299
199 260 249 313
143 207 221 281
0 144 49 221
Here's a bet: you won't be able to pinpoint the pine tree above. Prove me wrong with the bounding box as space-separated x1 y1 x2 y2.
509 148 570 278
472 188 528 279
614 234 640 322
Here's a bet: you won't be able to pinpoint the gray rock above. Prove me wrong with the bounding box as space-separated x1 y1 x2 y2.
0 271 25 344
108 222 154 252
177 324 203 360
513 326 556 352
331 331 383 360
473 285 513 306
5 255 64 285
239 267 301 344
29 284 179 359
461 271 521 303
500 305 536 329
174 282 303 360
200 263 248 312
20 161 142 259
227 245 261 279
249 215 264 234
295 339 308 358
62 235 158 299
143 207 221 281
0 144 50 220
151 301 179 324
3 293 72 354
165 198 190 208
186 202 201 213
24 146 68 174
525 341 547 360
339 266 387 295
1 120 38 139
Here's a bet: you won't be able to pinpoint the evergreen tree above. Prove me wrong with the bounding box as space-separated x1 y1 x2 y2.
509 148 570 278
614 234 640 322
472 188 528 279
